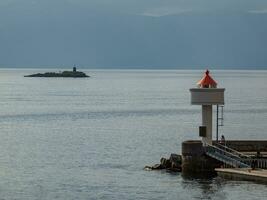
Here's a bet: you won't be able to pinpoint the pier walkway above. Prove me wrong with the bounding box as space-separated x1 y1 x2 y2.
204 143 267 182
215 168 267 183
203 143 267 182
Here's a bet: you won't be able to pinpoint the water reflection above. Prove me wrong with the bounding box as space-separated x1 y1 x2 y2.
181 173 228 200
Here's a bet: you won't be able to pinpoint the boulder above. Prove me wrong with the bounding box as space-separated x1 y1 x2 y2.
151 164 163 170
171 162 182 171
144 154 183 172
144 164 164 170
169 154 182 165
167 166 182 172
144 166 152 170
160 157 171 169
168 154 182 172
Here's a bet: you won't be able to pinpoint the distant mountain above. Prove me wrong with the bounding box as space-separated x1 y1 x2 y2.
0 1 267 69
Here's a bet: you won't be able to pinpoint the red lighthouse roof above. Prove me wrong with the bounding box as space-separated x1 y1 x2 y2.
197 70 217 88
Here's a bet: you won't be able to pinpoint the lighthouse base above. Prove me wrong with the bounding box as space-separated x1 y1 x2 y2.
182 140 221 174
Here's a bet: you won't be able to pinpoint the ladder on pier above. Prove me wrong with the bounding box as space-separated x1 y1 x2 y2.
216 105 224 142
204 143 251 168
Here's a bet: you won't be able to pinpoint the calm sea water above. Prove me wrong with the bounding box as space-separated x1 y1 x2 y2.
0 69 267 200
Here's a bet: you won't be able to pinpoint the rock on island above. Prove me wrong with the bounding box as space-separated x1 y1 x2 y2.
24 67 89 78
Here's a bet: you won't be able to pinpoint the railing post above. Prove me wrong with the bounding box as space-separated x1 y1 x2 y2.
216 105 219 143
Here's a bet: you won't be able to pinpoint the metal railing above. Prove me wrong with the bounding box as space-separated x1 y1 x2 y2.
241 158 267 169
213 143 250 159
203 143 250 168
204 143 267 169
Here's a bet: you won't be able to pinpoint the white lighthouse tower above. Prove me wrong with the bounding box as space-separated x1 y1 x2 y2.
190 70 225 145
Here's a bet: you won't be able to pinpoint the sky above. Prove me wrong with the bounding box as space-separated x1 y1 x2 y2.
0 0 267 69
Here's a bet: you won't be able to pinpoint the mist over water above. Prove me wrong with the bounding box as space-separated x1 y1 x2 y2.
0 69 266 199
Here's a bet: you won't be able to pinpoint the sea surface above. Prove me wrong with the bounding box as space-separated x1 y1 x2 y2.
0 69 267 200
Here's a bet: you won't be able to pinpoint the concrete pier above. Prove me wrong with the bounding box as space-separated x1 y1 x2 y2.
225 140 267 153
216 168 267 183
182 140 267 174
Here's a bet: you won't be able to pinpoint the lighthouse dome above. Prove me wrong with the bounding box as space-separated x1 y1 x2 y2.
197 70 217 88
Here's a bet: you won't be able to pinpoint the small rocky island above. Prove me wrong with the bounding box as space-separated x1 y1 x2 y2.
24 67 89 78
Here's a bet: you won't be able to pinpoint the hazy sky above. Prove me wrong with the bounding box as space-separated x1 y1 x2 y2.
0 0 267 69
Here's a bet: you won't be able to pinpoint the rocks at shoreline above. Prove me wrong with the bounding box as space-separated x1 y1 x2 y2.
144 154 182 172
